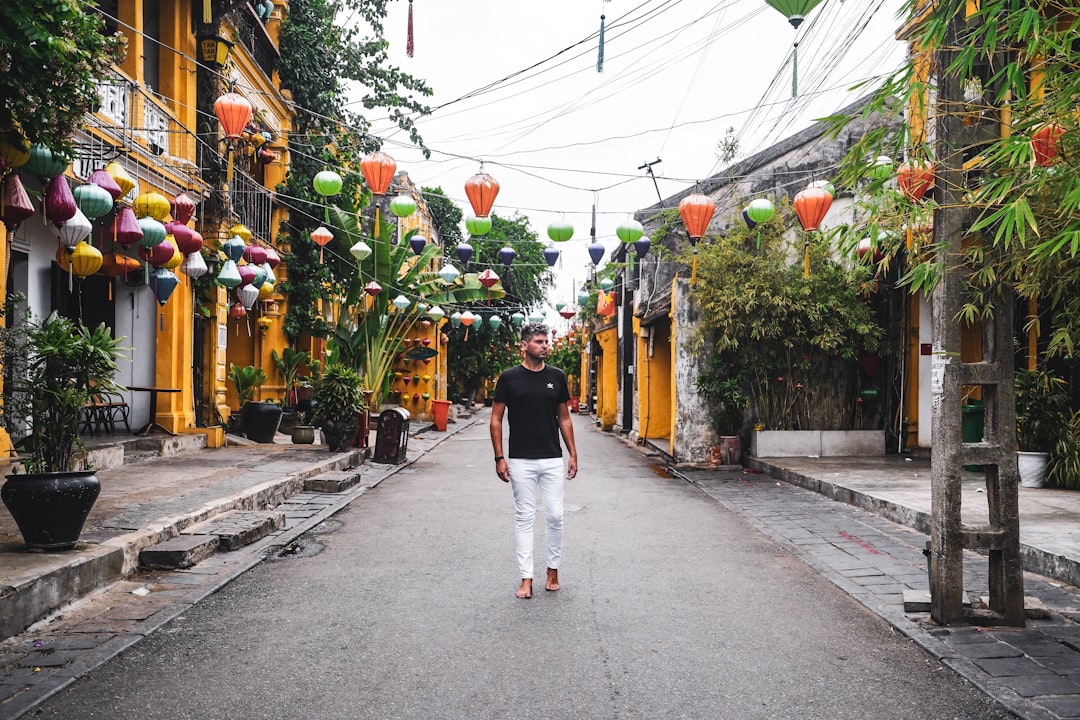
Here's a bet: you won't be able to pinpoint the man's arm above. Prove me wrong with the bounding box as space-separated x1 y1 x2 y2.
557 402 578 479
490 401 510 483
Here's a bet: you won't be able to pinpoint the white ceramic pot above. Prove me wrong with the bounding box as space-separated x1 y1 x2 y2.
1017 451 1050 488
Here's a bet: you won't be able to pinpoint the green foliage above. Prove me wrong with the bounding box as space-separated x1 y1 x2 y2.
227 364 268 407
311 362 366 424
446 322 518 402
688 210 884 430
696 355 750 437
829 0 1080 356
1014 367 1069 454
1050 410 1080 490
271 347 313 402
0 0 125 156
276 0 432 343
10 313 127 473
548 342 581 379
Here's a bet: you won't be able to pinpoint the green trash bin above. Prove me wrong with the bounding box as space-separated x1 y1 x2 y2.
962 400 985 471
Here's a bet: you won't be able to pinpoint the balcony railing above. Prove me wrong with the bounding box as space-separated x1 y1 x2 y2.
230 169 272 244
235 5 279 81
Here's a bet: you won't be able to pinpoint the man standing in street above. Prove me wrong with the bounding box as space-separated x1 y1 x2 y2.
490 323 578 599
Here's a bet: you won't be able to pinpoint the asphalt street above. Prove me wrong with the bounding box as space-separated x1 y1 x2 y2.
22 416 1010 719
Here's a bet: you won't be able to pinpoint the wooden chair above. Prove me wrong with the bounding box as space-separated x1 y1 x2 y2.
80 389 130 435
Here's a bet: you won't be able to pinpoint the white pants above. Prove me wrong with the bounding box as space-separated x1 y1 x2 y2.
508 457 565 579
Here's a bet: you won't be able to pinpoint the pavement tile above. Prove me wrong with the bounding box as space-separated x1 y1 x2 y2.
973 656 1057 677
951 641 1023 659
1032 652 1080 674
937 628 1000 644
1033 694 1080 719
14 649 84 668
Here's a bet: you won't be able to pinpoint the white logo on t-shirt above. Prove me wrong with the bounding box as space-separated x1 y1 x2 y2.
547 383 554 389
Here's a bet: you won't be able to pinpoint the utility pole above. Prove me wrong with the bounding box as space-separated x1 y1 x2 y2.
928 0 1024 626
638 159 663 206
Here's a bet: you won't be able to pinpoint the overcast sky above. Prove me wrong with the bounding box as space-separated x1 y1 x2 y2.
355 0 908 321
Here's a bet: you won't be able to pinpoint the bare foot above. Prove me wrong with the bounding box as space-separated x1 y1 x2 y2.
545 568 560 592
516 579 533 599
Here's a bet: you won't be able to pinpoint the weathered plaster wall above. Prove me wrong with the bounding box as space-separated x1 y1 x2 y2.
672 278 716 463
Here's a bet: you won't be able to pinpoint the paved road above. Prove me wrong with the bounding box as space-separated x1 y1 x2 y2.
26 417 1010 719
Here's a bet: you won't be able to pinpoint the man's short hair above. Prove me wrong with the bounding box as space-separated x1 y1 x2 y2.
520 323 550 342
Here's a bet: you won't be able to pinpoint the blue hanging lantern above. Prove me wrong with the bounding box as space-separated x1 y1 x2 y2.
410 235 427 255
223 235 246 261
632 237 651 258
150 268 179 305
742 208 757 230
588 242 605 266
499 246 516 267
456 242 474 264
543 245 560 267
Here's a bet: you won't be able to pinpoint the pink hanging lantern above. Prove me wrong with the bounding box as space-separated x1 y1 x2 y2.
170 193 197 224
44 176 77 224
364 281 383 296
0 173 35 229
263 246 281 269
87 169 123 201
138 238 176 268
243 244 268 265
238 263 258 287
229 301 247 319
109 206 144 248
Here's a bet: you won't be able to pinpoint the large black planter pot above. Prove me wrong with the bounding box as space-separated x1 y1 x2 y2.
322 417 359 453
241 402 283 443
1 470 101 551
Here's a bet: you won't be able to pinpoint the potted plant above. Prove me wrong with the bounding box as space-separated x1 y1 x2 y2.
227 363 281 443
272 348 315 436
311 362 366 452
1 312 126 550
696 357 750 466
1015 367 1070 488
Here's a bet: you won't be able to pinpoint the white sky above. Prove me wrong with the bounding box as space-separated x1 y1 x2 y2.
355 0 909 322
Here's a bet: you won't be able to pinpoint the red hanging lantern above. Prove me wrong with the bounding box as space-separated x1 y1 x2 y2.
678 192 715 284
478 269 500 289
793 186 833 277
1032 123 1066 167
464 170 499 218
214 93 253 140
678 192 715 240
360 150 397 196
793 187 832 231
229 301 247 319
109 206 144 249
364 281 383 296
310 226 333 247
896 161 935 201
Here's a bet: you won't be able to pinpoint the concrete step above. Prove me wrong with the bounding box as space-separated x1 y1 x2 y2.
182 510 286 551
140 534 219 570
304 468 364 493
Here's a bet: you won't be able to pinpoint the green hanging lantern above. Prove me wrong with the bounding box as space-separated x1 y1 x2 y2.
73 183 114 221
488 315 503 331
313 170 342 196
577 291 590 306
599 278 615 292
615 219 644 244
745 198 776 224
24 144 68 180
511 312 525 328
390 194 417 218
465 215 492 236
546 221 574 243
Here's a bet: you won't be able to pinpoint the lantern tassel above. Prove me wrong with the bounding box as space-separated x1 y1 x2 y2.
375 207 381 239
406 0 414 57
597 15 605 73
691 252 697 286
803 237 810 277
203 0 211 23
791 41 799 97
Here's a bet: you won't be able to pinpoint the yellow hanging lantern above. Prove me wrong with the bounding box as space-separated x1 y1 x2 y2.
164 242 183 270
258 280 274 300
133 191 170 220
230 224 253 242
70 241 104 278
0 133 31 168
104 161 136 198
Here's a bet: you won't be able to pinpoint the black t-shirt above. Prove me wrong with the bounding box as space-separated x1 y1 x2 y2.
493 364 571 459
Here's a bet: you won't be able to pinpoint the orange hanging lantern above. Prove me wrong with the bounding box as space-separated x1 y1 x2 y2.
793 186 833 276
213 92 253 140
360 150 397 196
678 192 715 284
464 168 499 218
1032 123 1065 167
896 161 935 202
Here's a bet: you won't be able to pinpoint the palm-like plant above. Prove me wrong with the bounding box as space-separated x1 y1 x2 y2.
324 205 498 407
